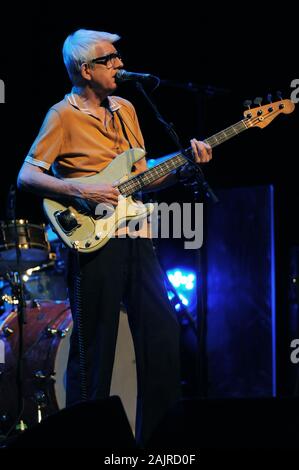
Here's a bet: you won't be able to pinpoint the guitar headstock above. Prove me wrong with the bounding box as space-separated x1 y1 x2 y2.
243 99 295 129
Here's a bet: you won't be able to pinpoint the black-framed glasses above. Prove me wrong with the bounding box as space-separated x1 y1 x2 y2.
89 51 122 68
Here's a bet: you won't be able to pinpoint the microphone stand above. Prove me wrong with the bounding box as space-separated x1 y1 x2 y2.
135 81 218 397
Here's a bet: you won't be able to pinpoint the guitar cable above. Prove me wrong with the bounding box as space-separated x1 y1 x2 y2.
73 251 88 402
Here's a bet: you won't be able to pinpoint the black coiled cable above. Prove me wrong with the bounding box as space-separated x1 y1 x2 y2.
73 252 88 402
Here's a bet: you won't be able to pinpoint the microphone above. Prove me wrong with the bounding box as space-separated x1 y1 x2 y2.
115 69 157 83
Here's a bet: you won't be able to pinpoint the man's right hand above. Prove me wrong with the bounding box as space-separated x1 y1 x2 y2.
78 182 120 207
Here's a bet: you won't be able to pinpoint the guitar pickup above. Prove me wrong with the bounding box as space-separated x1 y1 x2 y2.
54 209 81 235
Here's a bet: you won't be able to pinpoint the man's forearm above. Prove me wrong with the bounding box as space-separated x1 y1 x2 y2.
17 163 178 202
17 163 86 200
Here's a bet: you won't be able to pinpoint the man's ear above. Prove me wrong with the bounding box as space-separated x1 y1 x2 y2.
80 63 92 81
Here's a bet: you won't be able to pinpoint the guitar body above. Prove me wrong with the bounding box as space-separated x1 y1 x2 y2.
43 148 154 253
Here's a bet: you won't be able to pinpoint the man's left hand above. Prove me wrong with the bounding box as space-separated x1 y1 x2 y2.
190 138 212 163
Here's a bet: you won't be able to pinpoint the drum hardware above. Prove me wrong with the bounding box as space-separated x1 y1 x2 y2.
46 327 58 337
46 326 69 338
2 326 14 337
34 391 48 424
0 293 19 318
58 329 69 338
4 272 27 321
34 371 57 386
1 294 19 306
30 299 40 309
0 267 29 439
34 391 48 406
34 370 47 380
15 420 27 432
0 413 8 423
24 256 56 277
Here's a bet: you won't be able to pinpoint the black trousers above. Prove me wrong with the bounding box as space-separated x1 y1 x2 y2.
66 238 181 445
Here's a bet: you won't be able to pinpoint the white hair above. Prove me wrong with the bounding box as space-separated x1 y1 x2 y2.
62 29 120 85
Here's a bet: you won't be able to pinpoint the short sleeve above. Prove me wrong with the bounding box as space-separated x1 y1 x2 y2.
25 108 63 171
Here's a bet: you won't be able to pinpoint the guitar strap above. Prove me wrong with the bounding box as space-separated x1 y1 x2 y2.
116 110 133 149
116 110 143 206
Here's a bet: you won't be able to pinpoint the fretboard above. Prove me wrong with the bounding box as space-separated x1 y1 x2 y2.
118 118 248 196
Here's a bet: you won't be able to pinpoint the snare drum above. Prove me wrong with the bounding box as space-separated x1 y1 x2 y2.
0 220 50 273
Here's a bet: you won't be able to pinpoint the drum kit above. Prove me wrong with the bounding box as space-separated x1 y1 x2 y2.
0 219 71 435
0 219 137 437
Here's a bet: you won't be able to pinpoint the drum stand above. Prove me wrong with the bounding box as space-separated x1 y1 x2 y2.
1 187 29 439
5 271 28 430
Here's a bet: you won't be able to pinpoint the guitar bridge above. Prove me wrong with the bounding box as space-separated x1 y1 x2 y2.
54 209 81 235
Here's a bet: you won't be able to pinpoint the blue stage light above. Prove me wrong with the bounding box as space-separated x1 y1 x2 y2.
147 152 179 169
166 268 197 313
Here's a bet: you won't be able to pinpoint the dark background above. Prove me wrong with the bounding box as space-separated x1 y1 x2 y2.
0 6 298 395
0 8 297 223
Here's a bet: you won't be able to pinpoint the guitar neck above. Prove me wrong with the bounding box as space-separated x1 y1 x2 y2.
118 118 249 196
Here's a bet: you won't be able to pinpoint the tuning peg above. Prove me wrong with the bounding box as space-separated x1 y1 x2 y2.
253 97 263 106
266 93 273 103
243 99 252 109
276 90 283 100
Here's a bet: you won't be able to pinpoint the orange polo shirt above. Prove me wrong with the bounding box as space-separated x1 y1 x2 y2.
25 91 145 178
25 91 151 238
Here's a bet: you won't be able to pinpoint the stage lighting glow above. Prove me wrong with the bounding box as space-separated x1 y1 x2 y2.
166 268 197 312
168 291 175 301
179 294 189 305
147 152 179 169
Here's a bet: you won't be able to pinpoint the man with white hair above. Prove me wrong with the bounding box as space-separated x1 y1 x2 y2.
18 29 212 446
